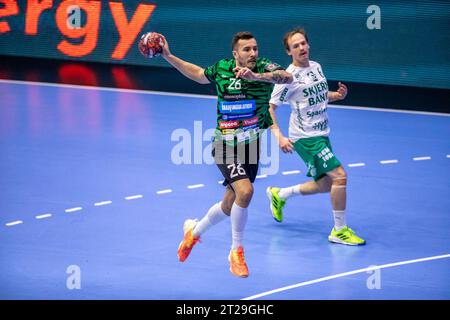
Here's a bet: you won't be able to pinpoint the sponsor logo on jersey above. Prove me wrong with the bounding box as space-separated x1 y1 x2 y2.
222 112 254 120
306 107 328 118
223 94 247 100
219 120 240 129
302 81 328 98
306 71 319 82
236 127 259 142
279 87 289 102
242 116 259 127
242 124 258 131
294 72 306 84
264 63 281 72
312 119 328 131
223 134 235 141
308 93 328 106
219 100 256 114
222 129 236 135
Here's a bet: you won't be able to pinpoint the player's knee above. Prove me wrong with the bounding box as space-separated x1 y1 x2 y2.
241 185 254 201
332 173 347 186
236 185 254 205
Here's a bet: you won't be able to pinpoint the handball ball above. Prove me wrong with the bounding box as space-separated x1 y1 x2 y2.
138 32 164 58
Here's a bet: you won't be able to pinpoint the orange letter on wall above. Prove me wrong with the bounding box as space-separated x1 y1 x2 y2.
109 2 156 60
56 0 100 57
0 0 19 33
25 0 53 35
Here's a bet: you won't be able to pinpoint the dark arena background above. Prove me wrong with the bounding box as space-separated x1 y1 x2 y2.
0 0 449 313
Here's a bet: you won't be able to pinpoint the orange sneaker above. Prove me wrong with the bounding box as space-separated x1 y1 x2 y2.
228 246 249 278
177 219 200 262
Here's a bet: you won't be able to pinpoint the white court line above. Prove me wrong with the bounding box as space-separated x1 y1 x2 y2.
35 214 52 219
1 79 449 117
256 174 268 179
348 163 365 168
187 184 205 189
282 170 301 175
125 195 143 200
329 104 450 117
242 253 450 300
5 220 23 227
447 155 450 158
94 201 112 206
380 159 398 164
156 189 172 194
0 79 216 100
413 156 431 161
65 207 82 213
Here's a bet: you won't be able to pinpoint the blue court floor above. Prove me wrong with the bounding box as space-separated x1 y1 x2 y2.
0 80 449 299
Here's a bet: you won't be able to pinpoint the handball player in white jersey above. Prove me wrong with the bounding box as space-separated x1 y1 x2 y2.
267 28 365 245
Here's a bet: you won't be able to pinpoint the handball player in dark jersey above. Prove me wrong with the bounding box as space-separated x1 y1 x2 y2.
160 32 292 277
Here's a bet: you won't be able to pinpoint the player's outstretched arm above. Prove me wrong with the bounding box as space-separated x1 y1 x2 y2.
269 103 294 153
234 67 293 84
328 82 348 102
160 35 210 84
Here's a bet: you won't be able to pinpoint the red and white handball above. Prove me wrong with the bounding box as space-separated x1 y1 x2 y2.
138 32 165 58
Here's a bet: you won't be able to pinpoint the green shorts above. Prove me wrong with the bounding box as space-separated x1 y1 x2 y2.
293 136 341 181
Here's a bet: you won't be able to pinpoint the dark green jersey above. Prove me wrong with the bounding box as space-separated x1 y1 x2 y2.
204 58 283 145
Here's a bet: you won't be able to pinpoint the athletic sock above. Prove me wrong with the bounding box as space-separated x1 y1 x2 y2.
278 185 301 200
193 202 228 237
230 202 248 249
333 210 347 231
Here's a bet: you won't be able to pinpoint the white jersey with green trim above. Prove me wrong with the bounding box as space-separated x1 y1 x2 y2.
270 61 330 141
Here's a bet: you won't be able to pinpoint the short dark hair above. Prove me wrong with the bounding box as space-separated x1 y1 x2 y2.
283 28 309 51
231 31 255 50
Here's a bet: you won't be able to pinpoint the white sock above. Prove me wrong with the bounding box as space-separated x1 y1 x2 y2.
193 202 228 237
278 185 301 200
230 202 248 249
333 210 347 231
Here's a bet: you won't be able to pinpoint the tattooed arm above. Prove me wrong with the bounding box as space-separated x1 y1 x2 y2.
234 67 293 84
256 70 293 84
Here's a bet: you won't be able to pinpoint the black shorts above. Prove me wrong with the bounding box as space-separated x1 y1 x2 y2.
212 139 260 186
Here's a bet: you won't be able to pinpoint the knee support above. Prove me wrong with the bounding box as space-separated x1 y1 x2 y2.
331 176 347 188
